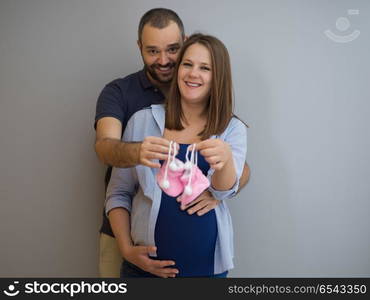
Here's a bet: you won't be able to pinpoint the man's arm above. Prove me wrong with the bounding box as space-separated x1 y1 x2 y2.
95 117 169 168
95 117 140 168
106 162 179 278
108 208 179 278
237 162 250 193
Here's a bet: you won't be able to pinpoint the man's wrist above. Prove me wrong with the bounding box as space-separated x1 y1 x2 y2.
121 141 142 167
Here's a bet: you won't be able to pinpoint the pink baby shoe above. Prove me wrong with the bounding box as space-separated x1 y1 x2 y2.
156 141 185 197
179 144 210 206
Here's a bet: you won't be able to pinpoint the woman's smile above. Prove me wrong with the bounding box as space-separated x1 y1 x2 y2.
178 43 212 104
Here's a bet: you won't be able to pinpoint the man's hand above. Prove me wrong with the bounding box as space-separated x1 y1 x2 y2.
177 190 220 216
124 245 179 278
109 208 178 278
139 137 176 168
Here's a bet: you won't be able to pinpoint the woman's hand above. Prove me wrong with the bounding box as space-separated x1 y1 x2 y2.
196 139 233 171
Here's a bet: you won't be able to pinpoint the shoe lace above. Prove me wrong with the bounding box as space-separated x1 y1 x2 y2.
169 141 179 171
162 141 173 189
184 143 197 195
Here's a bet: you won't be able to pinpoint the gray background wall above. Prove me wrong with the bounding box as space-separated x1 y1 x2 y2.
0 0 369 277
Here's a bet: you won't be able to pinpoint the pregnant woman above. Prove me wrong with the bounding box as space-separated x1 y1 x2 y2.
105 33 247 278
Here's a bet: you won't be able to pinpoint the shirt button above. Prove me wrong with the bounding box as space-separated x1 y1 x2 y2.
154 88 158 92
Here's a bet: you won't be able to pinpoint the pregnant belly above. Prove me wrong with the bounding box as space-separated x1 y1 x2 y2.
154 194 218 276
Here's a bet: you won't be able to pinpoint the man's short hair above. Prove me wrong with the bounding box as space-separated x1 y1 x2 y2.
138 8 185 42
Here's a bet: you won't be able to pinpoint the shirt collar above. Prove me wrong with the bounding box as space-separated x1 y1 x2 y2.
151 104 165 135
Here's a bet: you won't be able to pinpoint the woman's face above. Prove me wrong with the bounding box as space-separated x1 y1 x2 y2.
178 43 212 106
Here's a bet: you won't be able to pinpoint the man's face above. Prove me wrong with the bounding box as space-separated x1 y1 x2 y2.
139 21 183 85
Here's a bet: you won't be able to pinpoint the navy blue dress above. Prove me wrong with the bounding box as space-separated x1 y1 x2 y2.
120 143 228 278
154 144 218 277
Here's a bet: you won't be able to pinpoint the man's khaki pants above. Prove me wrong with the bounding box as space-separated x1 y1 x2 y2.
99 233 122 278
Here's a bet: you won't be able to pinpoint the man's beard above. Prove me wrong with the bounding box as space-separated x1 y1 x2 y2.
145 62 176 84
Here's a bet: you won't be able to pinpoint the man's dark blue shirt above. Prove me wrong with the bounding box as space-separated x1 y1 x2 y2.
95 69 164 236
